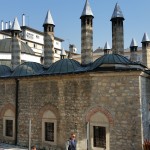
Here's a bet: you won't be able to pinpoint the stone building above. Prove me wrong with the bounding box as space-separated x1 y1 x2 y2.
0 0 150 150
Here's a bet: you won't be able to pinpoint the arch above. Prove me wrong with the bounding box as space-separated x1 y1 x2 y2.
85 106 114 125
4 109 15 117
0 103 15 118
40 104 59 145
43 110 56 119
39 104 60 119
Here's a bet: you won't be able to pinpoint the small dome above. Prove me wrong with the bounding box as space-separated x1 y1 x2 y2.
44 59 81 74
91 54 139 70
11 62 43 77
0 65 11 77
0 38 34 55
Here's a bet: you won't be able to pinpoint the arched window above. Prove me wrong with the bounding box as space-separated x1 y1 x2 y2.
42 110 57 145
3 109 15 139
90 112 109 150
86 107 113 150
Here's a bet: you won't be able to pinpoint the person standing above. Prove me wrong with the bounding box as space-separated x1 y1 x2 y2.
68 133 77 150
31 145 36 150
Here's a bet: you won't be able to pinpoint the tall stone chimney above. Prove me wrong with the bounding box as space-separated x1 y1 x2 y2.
43 10 55 67
130 38 138 62
104 42 111 54
111 3 124 55
80 0 94 66
141 33 150 68
11 17 21 70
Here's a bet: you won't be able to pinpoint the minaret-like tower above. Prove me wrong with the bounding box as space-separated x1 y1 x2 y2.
80 0 94 66
111 3 124 55
130 38 138 62
43 10 55 67
141 33 150 68
104 41 111 54
11 17 21 70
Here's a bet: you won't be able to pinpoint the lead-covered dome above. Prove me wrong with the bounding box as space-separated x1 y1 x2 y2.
44 59 81 74
0 38 34 55
0 65 11 77
11 62 43 77
90 54 145 70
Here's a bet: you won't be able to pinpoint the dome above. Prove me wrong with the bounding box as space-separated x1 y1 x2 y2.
0 38 34 55
44 59 81 74
90 54 143 70
0 65 11 77
11 62 43 77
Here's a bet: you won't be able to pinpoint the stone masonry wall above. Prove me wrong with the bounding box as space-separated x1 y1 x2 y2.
140 75 150 140
0 79 16 144
0 71 145 150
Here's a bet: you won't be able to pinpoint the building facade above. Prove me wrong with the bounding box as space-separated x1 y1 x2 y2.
0 0 149 150
0 14 66 64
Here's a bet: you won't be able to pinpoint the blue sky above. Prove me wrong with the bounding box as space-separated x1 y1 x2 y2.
1 0 150 53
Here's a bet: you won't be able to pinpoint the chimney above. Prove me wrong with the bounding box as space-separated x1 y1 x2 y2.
22 14 25 26
69 44 77 53
141 33 150 68
5 22 8 29
1 20 4 30
80 0 94 66
43 10 55 67
9 21 12 29
11 17 22 70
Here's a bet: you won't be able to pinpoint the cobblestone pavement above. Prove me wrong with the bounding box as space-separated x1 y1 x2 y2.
0 143 28 150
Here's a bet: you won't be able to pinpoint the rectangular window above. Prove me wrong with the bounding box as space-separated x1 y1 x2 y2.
93 126 106 148
45 122 54 142
5 120 13 137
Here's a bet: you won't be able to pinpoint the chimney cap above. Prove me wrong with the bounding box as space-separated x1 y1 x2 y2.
141 33 150 43
11 17 21 31
43 10 55 26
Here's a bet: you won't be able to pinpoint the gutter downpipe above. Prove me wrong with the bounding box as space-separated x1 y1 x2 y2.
15 78 19 145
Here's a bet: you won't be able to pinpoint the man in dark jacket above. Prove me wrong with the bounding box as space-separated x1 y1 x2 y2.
68 133 77 150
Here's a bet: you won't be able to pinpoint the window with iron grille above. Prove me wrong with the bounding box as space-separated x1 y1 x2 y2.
5 120 13 137
45 122 54 141
93 126 106 148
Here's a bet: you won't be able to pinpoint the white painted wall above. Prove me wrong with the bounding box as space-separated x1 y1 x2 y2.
24 29 44 44
21 54 41 63
0 53 11 59
0 53 41 63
